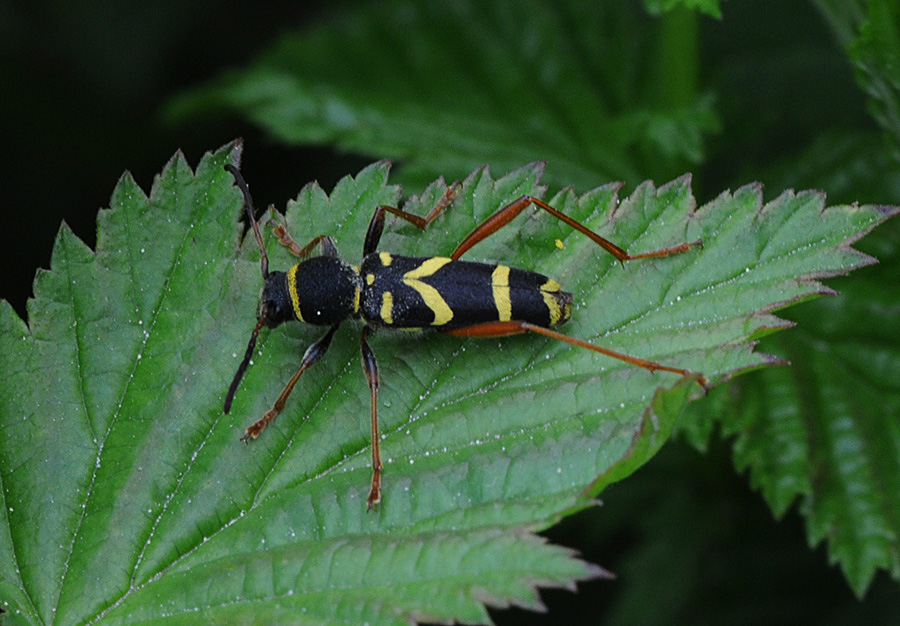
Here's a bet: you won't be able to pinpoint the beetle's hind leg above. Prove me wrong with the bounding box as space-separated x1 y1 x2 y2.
442 320 708 389
450 195 701 262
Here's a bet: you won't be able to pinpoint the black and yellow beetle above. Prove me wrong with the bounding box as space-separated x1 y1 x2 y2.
223 164 704 509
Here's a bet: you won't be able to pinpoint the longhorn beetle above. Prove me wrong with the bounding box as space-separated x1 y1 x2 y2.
223 164 705 510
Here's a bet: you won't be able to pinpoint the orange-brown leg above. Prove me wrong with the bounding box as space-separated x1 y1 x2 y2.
359 326 383 510
442 320 707 388
271 225 340 259
363 182 461 255
450 195 701 262
239 325 339 442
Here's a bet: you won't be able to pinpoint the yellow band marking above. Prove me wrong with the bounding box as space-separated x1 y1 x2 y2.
366 273 375 286
380 291 394 325
541 278 564 326
542 278 562 292
286 265 304 322
492 265 512 322
379 251 392 266
402 257 454 325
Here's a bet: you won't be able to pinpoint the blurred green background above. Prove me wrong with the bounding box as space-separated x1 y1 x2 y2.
3 1 899 624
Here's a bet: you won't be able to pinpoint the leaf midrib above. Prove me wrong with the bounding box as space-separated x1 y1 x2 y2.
76 174 213 625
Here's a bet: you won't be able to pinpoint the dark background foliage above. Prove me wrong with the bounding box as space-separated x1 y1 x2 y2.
3 1 899 624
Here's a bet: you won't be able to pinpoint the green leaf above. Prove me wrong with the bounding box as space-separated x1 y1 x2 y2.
166 0 719 191
643 0 723 20
0 142 893 624
849 0 900 159
675 68 900 594
680 218 900 596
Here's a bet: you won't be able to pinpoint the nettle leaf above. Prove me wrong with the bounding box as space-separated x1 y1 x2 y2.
850 0 900 158
643 0 723 19
0 142 894 625
681 219 900 596
167 0 718 191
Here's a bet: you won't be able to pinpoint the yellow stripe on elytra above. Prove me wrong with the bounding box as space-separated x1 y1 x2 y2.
492 265 512 322
380 291 394 325
379 251 392 266
287 265 304 322
541 278 564 326
402 257 454 325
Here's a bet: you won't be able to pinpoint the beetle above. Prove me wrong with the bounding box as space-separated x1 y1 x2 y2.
223 163 703 509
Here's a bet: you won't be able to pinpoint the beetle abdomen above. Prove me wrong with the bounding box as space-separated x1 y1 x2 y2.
359 252 572 330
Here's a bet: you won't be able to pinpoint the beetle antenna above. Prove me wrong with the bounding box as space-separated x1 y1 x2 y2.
225 164 269 279
224 316 266 413
224 164 271 412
